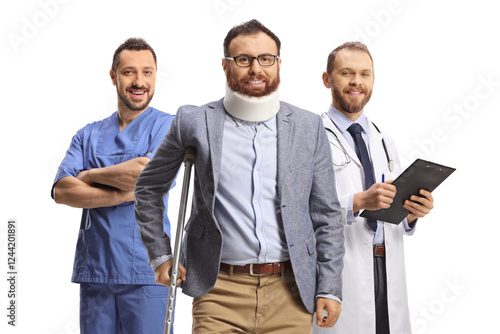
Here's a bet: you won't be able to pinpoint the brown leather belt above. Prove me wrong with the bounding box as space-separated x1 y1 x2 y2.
373 245 385 257
220 260 292 276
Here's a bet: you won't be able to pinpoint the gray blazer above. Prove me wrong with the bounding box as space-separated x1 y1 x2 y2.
134 98 344 313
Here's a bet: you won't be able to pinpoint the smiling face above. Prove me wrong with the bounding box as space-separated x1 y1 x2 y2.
323 48 374 120
110 49 156 113
222 32 281 97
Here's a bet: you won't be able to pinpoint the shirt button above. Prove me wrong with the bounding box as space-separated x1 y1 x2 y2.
257 229 261 234
254 199 258 204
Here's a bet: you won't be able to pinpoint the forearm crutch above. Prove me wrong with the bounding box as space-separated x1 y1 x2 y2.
164 147 196 334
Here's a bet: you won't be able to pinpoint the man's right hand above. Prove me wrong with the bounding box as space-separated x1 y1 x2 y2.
154 259 187 287
353 181 397 213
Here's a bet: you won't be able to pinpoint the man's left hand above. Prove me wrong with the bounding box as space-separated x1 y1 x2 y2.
405 189 434 224
316 298 341 328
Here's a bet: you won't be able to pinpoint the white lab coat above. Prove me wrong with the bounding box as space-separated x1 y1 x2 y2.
314 113 413 334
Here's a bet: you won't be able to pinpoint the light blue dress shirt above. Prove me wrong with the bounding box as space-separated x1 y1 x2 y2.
216 113 289 265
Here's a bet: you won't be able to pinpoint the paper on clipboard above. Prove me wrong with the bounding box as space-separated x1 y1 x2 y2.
360 159 455 224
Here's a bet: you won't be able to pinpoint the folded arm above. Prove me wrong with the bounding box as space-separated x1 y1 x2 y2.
53 157 149 208
53 176 134 208
77 157 150 191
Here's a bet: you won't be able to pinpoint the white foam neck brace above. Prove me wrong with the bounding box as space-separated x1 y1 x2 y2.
223 83 280 122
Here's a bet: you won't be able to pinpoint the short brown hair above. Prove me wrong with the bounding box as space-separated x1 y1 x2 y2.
326 41 373 75
111 38 157 73
223 19 281 57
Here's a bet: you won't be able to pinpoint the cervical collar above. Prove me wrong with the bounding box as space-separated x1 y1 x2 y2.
223 83 280 122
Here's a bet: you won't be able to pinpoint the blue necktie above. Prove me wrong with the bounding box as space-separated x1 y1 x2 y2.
347 123 377 231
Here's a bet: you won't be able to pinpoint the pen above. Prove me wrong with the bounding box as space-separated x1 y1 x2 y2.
382 173 385 183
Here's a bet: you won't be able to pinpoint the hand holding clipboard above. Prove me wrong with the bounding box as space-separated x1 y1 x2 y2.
360 159 456 224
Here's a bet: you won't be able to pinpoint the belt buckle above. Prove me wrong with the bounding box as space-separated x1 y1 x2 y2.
249 263 267 276
373 245 385 257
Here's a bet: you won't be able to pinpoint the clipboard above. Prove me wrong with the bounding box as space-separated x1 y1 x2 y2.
360 159 456 224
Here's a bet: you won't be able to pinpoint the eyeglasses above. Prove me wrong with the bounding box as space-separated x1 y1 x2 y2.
225 54 279 67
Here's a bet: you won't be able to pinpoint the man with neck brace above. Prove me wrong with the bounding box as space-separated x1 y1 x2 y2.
134 20 345 333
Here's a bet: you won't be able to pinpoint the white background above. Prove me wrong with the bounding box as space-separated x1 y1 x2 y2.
1 0 499 333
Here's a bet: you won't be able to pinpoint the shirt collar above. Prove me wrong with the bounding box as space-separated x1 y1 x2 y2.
229 113 276 132
326 105 369 135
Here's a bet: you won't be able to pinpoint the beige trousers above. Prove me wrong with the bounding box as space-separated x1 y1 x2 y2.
192 269 313 334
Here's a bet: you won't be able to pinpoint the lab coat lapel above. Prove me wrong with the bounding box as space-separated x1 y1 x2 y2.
366 118 387 183
322 113 362 167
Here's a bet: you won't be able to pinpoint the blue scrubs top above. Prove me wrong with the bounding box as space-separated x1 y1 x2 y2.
53 107 174 284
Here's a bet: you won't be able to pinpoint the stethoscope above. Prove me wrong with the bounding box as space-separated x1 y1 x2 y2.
325 122 394 172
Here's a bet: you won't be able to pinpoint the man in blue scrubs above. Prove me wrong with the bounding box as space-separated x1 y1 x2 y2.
52 38 175 334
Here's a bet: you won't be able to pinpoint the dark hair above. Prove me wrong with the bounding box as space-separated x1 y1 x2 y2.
326 41 373 75
223 19 281 57
111 37 157 73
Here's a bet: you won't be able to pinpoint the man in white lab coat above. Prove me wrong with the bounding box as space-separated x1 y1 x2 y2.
313 42 435 334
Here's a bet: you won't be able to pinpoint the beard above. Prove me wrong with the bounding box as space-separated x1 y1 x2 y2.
117 85 154 111
332 81 372 114
226 66 280 97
